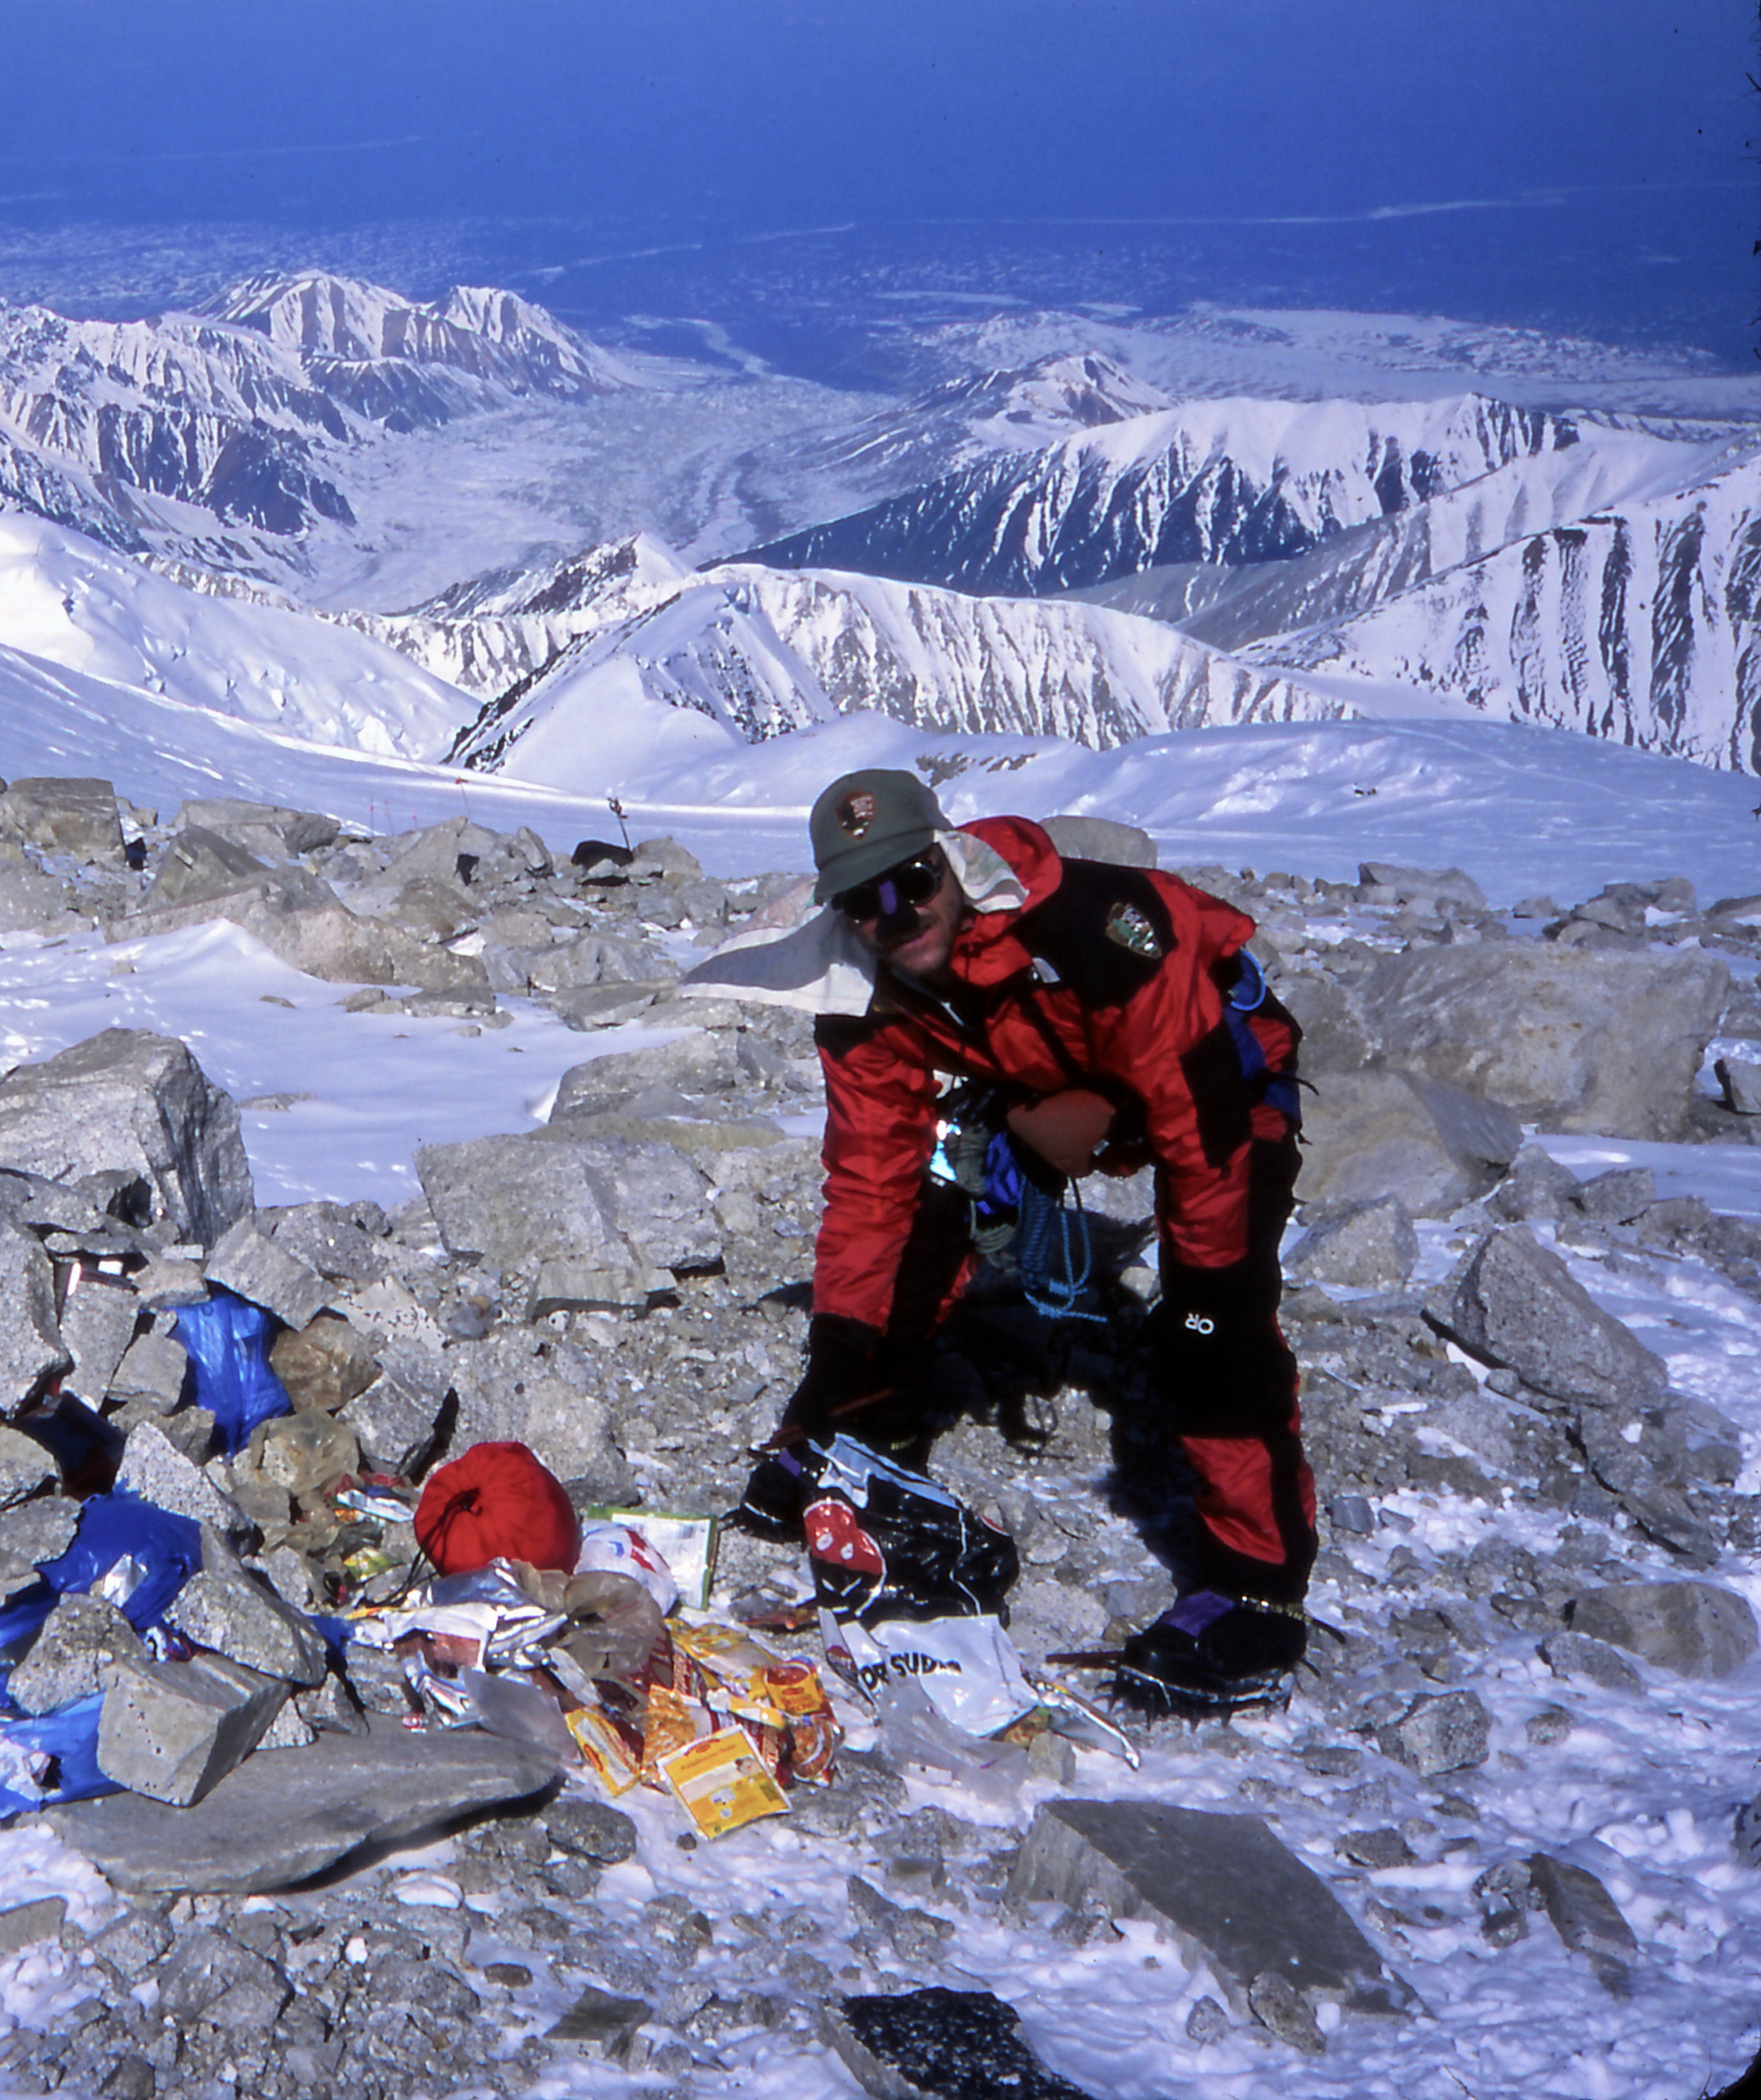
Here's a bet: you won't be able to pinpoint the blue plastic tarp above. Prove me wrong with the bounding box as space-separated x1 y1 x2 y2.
0 1693 118 1817
0 1492 205 1664
174 1290 292 1455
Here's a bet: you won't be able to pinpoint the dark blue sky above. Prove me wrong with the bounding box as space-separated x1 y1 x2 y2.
0 1 1751 357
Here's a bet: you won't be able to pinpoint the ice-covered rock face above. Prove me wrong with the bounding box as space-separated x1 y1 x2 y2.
0 299 361 549
213 272 633 408
742 394 1578 594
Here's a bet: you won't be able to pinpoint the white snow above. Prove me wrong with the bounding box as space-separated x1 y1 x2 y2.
0 624 1754 910
0 514 471 757
0 918 694 1209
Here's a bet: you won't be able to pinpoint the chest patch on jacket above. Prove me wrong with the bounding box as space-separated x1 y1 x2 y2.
1015 858 1174 1007
1104 901 1163 958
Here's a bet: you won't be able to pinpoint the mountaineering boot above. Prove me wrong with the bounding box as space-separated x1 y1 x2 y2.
1114 1590 1307 1716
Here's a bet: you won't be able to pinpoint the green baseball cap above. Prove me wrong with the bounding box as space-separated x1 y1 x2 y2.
809 768 950 904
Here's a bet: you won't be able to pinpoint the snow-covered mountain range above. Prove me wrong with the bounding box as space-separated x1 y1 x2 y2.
441 557 1332 785
0 268 1756 778
694 352 1183 547
0 272 637 580
210 274 635 425
355 534 694 698
743 395 1580 593
1233 446 1761 773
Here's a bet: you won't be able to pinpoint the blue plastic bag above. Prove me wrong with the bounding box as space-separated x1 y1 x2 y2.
174 1290 292 1455
0 1495 205 1818
41 1492 203 1631
0 1694 118 1817
0 1491 206 1667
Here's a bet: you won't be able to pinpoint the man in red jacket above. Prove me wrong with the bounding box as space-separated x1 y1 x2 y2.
742 767 1316 1712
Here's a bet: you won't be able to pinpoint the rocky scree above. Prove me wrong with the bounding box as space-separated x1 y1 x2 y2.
0 791 1756 2091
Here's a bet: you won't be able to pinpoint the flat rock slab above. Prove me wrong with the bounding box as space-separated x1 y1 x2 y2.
1011 1800 1413 2023
50 1716 558 1894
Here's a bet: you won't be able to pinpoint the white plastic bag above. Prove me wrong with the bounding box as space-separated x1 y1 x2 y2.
827 1612 1036 1737
871 1679 1028 1806
573 1520 679 1614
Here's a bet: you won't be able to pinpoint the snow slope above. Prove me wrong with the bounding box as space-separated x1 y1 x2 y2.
0 630 1751 912
0 514 471 758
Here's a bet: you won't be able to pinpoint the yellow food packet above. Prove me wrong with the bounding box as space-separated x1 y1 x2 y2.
659 1727 790 1839
641 1681 714 1784
669 1623 843 1782
565 1707 642 1797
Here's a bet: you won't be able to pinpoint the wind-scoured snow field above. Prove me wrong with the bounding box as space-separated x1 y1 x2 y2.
0 263 1757 2099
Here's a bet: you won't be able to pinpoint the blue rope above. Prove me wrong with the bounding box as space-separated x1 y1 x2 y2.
1016 1175 1106 1323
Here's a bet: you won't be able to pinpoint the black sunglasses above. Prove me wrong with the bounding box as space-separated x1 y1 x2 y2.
835 854 945 923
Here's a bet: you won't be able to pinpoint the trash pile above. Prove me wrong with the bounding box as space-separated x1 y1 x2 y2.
1 1300 1130 1839
0 1286 847 1836
0 1009 1130 1849
0 1274 378 1821
361 1424 1136 1830
341 1438 845 1839
793 1435 1136 1801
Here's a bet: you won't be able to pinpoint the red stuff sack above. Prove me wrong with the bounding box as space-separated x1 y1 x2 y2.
414 1441 582 1575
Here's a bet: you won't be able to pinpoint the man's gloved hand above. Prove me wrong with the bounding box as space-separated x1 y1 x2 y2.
1151 1256 1297 1435
736 1313 883 1540
769 1313 885 1448
1005 1088 1116 1179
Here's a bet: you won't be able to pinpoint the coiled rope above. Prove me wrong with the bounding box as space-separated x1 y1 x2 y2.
1016 1174 1106 1323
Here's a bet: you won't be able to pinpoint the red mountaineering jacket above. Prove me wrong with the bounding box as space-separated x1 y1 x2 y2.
810 816 1302 1334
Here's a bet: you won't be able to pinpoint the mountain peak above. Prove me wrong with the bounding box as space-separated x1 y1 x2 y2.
212 272 423 360
211 272 633 399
